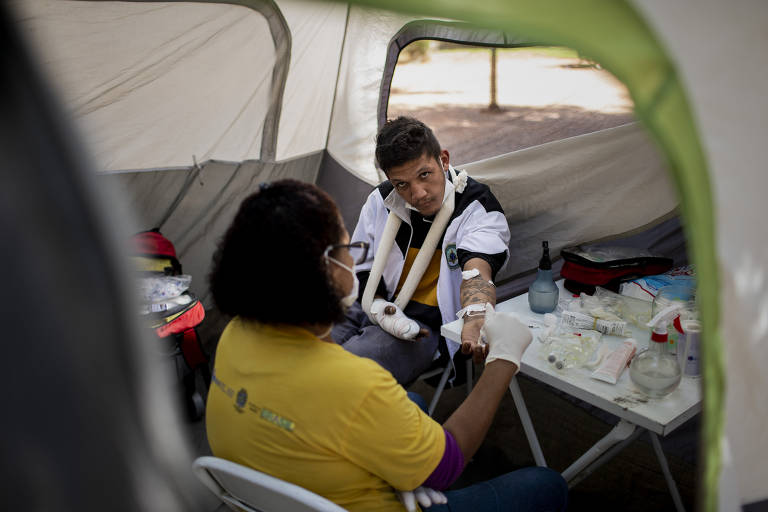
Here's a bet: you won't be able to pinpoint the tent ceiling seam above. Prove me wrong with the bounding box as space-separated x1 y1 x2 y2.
174 161 244 249
156 160 205 231
324 4 351 153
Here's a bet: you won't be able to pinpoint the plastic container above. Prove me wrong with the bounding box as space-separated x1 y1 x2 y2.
529 241 559 313
591 339 637 384
678 319 701 378
541 328 602 370
652 285 696 355
629 304 683 397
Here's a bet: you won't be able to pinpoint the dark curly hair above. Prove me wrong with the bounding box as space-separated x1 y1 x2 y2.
375 116 442 174
209 180 346 325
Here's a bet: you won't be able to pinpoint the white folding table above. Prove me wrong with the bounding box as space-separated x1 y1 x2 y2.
441 281 700 512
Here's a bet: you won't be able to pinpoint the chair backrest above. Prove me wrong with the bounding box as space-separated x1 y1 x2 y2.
193 456 347 512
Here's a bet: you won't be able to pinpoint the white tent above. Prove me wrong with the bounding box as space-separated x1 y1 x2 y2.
6 0 768 510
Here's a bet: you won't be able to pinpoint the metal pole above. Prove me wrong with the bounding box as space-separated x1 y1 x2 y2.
508 376 547 466
649 431 686 512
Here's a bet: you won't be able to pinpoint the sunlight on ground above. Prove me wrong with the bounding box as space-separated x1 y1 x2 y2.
390 48 633 114
387 47 635 163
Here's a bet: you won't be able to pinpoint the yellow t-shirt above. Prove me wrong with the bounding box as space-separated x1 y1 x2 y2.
394 247 441 307
206 319 445 512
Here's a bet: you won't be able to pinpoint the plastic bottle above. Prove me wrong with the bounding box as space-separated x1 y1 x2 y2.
678 319 701 378
629 304 683 397
528 241 559 314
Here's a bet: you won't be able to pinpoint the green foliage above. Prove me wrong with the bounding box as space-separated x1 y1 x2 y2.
400 40 432 63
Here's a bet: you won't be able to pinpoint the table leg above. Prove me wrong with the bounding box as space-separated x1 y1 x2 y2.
508 376 547 467
566 425 645 488
649 431 686 512
562 419 638 483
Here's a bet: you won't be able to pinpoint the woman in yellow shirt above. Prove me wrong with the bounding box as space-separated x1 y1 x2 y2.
206 179 566 511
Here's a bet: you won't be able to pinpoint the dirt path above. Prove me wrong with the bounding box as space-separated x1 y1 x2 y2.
388 49 635 165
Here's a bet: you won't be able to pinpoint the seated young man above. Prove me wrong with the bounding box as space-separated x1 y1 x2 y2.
333 116 510 385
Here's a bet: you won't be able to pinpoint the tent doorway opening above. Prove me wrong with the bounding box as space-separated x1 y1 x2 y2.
387 42 636 165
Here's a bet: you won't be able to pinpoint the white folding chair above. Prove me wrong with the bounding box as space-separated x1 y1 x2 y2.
193 456 347 512
417 356 474 416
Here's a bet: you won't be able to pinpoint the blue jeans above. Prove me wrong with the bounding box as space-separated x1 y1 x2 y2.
407 391 429 413
406 393 568 512
333 301 439 386
428 467 568 512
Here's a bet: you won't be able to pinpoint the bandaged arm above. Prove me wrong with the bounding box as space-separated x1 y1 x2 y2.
370 298 421 340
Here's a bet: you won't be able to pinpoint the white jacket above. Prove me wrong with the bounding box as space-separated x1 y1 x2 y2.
352 172 510 358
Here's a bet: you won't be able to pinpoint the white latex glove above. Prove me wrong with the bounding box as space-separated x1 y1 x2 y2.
480 303 533 371
370 298 421 341
396 486 448 512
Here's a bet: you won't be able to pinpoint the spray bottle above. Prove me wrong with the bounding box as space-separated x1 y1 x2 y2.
629 303 683 397
528 241 559 313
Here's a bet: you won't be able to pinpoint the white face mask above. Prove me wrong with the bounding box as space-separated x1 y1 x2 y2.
327 256 359 308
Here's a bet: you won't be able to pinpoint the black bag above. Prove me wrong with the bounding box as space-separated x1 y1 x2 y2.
560 245 673 295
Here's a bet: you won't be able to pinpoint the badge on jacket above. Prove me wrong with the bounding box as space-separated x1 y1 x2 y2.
445 244 460 269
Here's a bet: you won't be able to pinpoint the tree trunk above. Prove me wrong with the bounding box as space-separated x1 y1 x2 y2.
489 48 500 112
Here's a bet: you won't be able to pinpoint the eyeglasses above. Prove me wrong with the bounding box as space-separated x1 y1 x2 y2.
323 241 370 266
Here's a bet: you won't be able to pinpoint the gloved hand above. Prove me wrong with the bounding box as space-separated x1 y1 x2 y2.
396 486 448 511
370 298 426 341
480 302 533 371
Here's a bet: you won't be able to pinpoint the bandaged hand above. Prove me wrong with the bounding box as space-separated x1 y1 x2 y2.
396 486 448 512
370 298 424 341
480 303 533 372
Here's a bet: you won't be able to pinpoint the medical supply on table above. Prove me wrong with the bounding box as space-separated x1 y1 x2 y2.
590 338 637 384
139 293 193 315
678 319 701 378
560 310 629 337
619 265 696 302
139 274 192 303
539 325 602 370
532 312 559 341
593 287 653 328
528 241 559 313
629 304 684 397
652 284 697 354
563 291 623 321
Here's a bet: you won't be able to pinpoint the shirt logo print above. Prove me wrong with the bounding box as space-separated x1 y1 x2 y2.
445 244 459 269
235 388 248 413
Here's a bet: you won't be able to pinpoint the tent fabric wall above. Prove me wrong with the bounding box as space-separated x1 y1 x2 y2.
326 5 413 185
462 122 676 283
631 1 768 507
101 152 323 309
274 0 348 160
16 0 284 170
104 154 323 306
316 151 373 233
